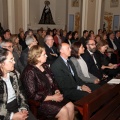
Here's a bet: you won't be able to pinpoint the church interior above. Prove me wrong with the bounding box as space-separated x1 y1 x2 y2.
0 0 120 35
0 0 120 120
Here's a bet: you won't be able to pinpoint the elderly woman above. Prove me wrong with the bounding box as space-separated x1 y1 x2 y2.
21 45 74 120
70 41 100 84
0 48 36 120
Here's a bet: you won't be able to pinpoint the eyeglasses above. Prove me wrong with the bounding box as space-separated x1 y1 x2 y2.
5 58 15 63
87 44 96 46
4 46 13 49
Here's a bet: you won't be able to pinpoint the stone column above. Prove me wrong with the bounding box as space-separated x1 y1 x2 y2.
7 0 15 34
22 0 29 32
94 0 102 34
81 0 88 35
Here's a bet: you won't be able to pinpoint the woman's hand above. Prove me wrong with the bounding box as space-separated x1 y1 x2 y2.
55 90 61 95
21 109 28 114
12 111 28 120
101 65 106 70
109 65 115 69
113 64 117 69
52 93 63 102
94 79 100 84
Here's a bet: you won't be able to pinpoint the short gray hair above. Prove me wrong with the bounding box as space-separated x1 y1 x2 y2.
25 36 34 46
44 35 53 43
0 40 13 48
0 41 6 48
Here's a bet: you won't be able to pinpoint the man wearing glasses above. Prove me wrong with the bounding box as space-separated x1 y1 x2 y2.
82 39 103 80
0 40 24 73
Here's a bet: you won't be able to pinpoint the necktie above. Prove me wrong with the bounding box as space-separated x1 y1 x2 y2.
67 60 74 76
91 53 95 62
91 54 98 68
67 60 71 73
50 47 54 53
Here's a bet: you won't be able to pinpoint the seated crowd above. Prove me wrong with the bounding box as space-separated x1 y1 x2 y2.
0 27 120 120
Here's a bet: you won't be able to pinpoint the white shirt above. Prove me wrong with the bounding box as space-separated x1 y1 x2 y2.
110 39 117 50
2 73 16 103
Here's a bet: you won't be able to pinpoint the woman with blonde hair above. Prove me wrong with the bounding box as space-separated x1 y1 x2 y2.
11 34 22 57
21 45 74 120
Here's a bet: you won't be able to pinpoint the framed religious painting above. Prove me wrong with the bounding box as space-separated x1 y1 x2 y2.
110 0 119 7
71 0 79 7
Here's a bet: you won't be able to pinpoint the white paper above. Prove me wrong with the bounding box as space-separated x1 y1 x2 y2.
107 79 120 84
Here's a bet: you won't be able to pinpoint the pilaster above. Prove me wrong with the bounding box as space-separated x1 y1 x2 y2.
7 0 15 34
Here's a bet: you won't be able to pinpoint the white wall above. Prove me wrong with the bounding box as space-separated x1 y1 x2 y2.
87 0 96 31
68 0 81 32
104 0 120 15
29 0 41 25
0 0 3 26
0 0 8 30
14 0 23 33
104 0 120 30
55 0 66 26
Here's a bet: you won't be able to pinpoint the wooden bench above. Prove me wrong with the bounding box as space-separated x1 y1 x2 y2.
28 99 42 119
74 83 120 120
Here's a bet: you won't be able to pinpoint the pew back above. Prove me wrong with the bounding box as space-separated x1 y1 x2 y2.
74 84 120 120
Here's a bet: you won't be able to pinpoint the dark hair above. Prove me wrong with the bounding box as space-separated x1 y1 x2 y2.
83 30 88 35
89 30 94 34
66 31 72 40
98 29 102 32
71 41 82 58
0 48 9 77
108 32 114 37
3 29 10 34
115 30 120 35
72 31 78 39
46 29 53 35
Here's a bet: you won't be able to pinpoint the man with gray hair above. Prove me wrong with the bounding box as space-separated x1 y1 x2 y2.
44 35 58 65
0 39 24 73
20 36 38 68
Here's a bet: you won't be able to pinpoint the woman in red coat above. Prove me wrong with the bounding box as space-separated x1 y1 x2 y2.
21 45 74 120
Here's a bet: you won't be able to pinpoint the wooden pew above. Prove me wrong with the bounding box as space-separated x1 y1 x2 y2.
74 83 120 120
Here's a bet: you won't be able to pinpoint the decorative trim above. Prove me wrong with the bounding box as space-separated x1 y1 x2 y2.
71 0 79 7
104 11 113 15
90 0 94 2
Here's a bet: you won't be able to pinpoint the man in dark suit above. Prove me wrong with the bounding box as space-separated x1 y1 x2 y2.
79 30 88 49
107 32 118 63
82 39 103 80
44 35 58 65
20 36 38 68
51 43 99 102
114 30 120 56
